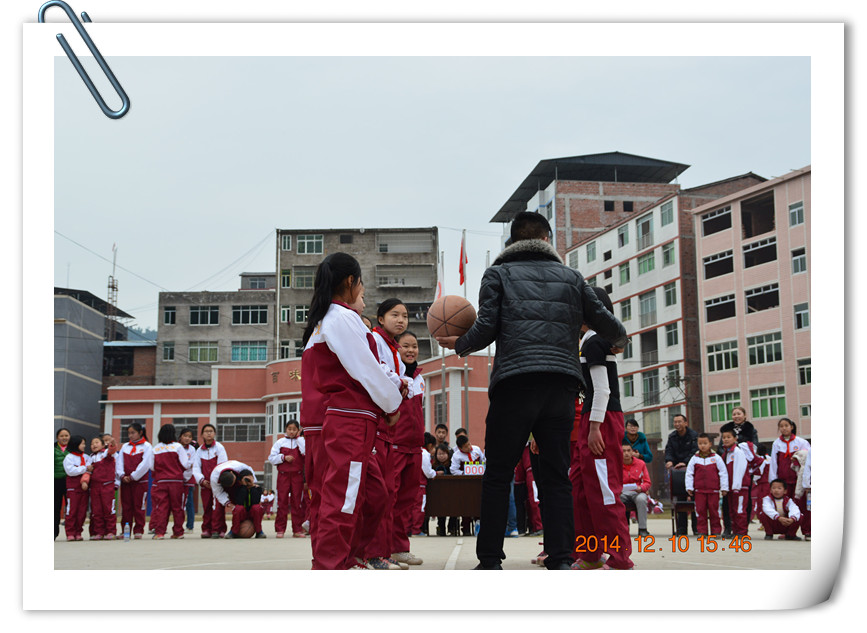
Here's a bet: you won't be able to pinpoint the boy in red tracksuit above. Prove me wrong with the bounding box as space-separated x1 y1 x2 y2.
192 423 228 538
514 443 543 535
116 423 152 539
210 460 266 538
89 435 120 540
620 443 652 537
720 430 750 537
149 424 192 539
685 433 729 537
760 479 803 540
63 435 92 541
268 420 308 538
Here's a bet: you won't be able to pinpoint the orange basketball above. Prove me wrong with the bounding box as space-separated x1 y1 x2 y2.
427 295 477 338
238 519 255 538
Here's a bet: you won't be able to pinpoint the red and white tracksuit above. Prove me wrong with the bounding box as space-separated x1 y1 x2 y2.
192 440 228 536
116 439 152 536
390 367 425 554
301 302 403 569
760 494 802 537
514 444 542 533
261 492 274 515
149 442 192 537
770 434 811 536
268 436 308 535
89 446 120 537
413 448 437 533
685 452 729 535
180 443 196 526
63 451 92 539
752 456 770 518
450 444 485 475
210 459 263 535
722 444 750 536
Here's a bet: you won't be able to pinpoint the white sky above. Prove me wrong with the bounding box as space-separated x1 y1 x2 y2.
52 54 810 331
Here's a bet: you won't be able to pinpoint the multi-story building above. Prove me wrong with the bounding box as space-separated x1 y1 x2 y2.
690 166 811 444
563 173 766 459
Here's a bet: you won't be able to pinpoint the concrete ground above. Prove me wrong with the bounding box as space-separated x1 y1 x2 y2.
54 515 809 570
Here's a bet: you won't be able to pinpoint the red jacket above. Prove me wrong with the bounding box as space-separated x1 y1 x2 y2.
622 458 651 493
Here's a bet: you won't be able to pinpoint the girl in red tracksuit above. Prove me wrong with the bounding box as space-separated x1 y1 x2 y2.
117 422 152 539
720 429 751 537
389 330 426 567
301 253 404 570
63 435 92 541
89 435 120 540
685 433 729 537
268 420 308 538
514 443 543 535
769 417 811 528
192 423 228 538
148 424 192 539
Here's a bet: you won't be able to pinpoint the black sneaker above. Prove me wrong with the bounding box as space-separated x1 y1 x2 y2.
638 529 650 537
473 562 503 570
255 531 267 539
764 535 774 540
785 535 802 541
225 531 237 539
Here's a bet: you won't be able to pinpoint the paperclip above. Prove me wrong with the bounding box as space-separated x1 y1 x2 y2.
37 1 130 119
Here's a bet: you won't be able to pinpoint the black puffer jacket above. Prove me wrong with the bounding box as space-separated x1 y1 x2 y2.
454 238 628 392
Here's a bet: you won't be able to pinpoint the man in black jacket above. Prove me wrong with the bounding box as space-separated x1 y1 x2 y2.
437 212 627 570
664 414 699 536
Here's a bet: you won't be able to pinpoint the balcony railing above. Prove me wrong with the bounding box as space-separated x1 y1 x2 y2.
638 233 654 250
639 310 657 328
640 350 658 367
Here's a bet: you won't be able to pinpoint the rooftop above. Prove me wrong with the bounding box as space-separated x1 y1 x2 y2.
54 287 134 319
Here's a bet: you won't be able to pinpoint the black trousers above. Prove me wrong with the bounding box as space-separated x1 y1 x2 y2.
54 477 66 540
476 373 577 569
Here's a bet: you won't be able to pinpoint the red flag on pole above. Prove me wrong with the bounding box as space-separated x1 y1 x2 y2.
459 231 468 286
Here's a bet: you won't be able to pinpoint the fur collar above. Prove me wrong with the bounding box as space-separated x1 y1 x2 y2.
493 239 563 265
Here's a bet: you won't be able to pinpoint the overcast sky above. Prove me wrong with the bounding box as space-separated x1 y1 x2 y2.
53 55 810 331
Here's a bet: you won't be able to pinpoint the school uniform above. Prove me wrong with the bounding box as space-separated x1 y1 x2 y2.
261 492 275 516
760 494 802 538
149 441 192 537
685 452 728 535
390 363 425 554
89 446 120 538
180 443 197 531
210 459 264 535
450 444 485 475
769 435 811 497
192 440 228 537
301 302 403 569
412 448 436 534
722 444 751 536
63 451 92 540
268 436 308 536
514 443 542 533
752 455 770 519
571 329 633 569
116 438 152 537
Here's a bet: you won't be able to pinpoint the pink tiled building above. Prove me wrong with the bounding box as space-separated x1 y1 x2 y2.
690 166 811 443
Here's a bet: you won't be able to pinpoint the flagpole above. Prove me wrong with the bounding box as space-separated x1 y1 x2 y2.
462 230 469 431
439 249 447 433
486 249 491 379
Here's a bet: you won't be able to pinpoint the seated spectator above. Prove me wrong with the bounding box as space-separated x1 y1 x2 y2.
620 443 652 537
624 418 653 463
450 435 485 475
431 443 453 536
760 478 802 540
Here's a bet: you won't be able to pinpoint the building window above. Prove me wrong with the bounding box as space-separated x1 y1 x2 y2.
586 276 597 287
617 225 629 248
622 375 634 398
747 332 783 366
232 305 268 325
704 250 734 279
660 200 674 226
664 282 677 307
794 303 810 329
294 267 315 289
789 201 805 227
801 404 811 417
792 248 807 274
666 363 680 387
741 191 775 239
187 380 210 386
294 305 310 323
619 263 630 286
662 242 676 267
163 306 176 325
567 250 579 269
376 232 434 254
265 403 274 436
279 340 292 359
190 306 219 326
604 283 613 295
624 201 634 213
710 392 741 424
603 250 612 262
707 340 738 372
637 251 655 275
281 234 292 251
376 265 436 288
216 417 266 443
434 392 447 426
276 401 300 433
162 342 175 361
587 241 597 263
639 290 657 328
281 270 291 288
706 294 736 322
751 386 786 419
623 339 633 360
604 200 615 212
620 299 632 322
701 206 732 237
743 237 777 269
339 234 353 244
231 341 268 362
248 277 268 289
189 341 219 363
637 213 653 249
745 283 780 313
604 269 613 280
665 322 678 347
642 370 660 405
296 234 324 254
280 306 291 323
798 358 811 385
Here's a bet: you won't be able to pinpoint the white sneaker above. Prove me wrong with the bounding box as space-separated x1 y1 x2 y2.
301 520 310 534
507 529 519 537
391 551 423 565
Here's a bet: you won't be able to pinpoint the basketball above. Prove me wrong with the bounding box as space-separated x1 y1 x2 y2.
427 295 477 338
238 519 255 538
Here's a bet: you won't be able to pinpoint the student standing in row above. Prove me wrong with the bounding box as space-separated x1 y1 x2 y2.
720 429 751 538
178 428 197 533
685 433 728 538
63 435 92 541
89 435 120 540
149 424 192 539
54 428 71 540
192 423 228 538
117 422 152 540
268 420 308 538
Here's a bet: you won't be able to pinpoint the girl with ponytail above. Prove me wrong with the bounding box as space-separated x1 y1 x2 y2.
300 252 404 569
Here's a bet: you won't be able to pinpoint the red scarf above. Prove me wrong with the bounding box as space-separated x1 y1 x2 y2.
129 437 146 455
779 435 797 459
69 450 85 466
373 326 401 371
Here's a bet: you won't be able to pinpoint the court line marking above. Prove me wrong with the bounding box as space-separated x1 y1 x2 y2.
444 538 463 570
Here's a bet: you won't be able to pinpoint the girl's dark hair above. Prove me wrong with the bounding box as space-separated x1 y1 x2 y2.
396 330 418 342
158 424 177 445
68 435 87 453
179 427 195 439
285 420 300 430
435 443 451 459
128 421 147 441
590 286 614 314
201 423 216 433
423 432 436 447
778 417 797 435
377 298 406 321
302 253 363 346
55 427 70 439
